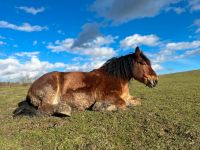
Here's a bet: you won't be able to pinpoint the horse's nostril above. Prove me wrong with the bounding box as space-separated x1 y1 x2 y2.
154 80 158 86
155 80 158 84
146 78 158 88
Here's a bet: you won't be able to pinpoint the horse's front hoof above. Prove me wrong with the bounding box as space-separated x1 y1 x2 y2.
127 99 141 107
55 103 71 117
106 105 118 111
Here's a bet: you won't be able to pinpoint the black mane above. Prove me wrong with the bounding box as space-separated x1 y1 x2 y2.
140 52 151 65
100 53 134 80
100 52 151 80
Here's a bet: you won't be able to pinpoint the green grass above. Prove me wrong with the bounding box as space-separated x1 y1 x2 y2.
0 70 200 150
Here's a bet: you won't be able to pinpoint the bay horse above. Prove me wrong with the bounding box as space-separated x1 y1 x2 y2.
13 47 158 117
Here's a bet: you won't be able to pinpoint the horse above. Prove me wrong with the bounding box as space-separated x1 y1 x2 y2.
13 47 158 117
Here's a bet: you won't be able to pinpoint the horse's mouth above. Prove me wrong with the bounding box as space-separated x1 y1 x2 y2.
145 78 158 88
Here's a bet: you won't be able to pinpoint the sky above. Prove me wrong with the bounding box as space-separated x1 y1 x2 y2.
0 0 200 82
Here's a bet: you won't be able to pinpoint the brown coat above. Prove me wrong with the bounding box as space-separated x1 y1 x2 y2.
13 47 158 117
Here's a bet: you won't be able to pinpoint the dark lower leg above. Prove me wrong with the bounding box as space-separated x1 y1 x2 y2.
37 103 57 116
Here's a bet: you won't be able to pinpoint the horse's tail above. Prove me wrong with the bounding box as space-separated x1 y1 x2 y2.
13 97 38 118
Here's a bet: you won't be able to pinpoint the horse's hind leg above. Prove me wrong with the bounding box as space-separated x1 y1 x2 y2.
37 102 57 116
37 100 72 117
54 102 71 116
34 85 70 117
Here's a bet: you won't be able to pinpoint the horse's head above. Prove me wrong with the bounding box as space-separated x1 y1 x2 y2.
132 47 158 88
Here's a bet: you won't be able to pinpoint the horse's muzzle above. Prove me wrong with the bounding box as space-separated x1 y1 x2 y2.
146 78 158 88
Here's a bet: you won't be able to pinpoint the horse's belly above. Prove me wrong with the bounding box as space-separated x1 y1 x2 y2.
61 92 95 111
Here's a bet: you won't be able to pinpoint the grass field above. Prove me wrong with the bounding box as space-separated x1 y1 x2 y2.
0 70 200 150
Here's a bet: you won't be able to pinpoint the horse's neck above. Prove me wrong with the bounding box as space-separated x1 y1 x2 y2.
91 68 129 85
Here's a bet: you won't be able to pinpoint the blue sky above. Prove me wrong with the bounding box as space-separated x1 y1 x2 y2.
0 0 200 81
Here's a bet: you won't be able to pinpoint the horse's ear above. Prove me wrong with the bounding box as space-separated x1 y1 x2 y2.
135 46 141 57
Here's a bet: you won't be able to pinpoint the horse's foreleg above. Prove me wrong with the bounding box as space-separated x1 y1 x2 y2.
126 95 141 107
92 101 118 111
92 95 126 111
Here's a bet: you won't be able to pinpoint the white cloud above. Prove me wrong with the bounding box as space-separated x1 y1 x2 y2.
188 0 200 11
147 39 200 74
166 40 200 50
16 6 45 15
33 40 38 46
47 37 116 58
0 41 6 46
0 54 107 82
173 7 186 14
57 30 65 35
72 57 86 62
152 49 172 64
0 56 65 82
91 0 179 24
47 38 74 52
14 51 40 57
165 7 186 14
82 46 116 57
65 60 105 72
194 19 200 24
174 48 200 59
47 23 117 73
0 20 48 32
193 19 200 33
120 34 160 49
152 64 163 71
142 38 200 72
47 23 116 58
81 35 116 47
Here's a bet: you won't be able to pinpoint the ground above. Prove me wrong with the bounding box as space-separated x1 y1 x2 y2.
0 70 200 150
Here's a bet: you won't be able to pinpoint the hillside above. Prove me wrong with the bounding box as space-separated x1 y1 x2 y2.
0 70 200 149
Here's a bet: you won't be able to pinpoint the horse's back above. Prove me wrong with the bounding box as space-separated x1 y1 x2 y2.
59 71 90 93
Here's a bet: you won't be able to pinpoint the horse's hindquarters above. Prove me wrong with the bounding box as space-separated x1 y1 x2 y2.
28 71 96 114
27 72 61 114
